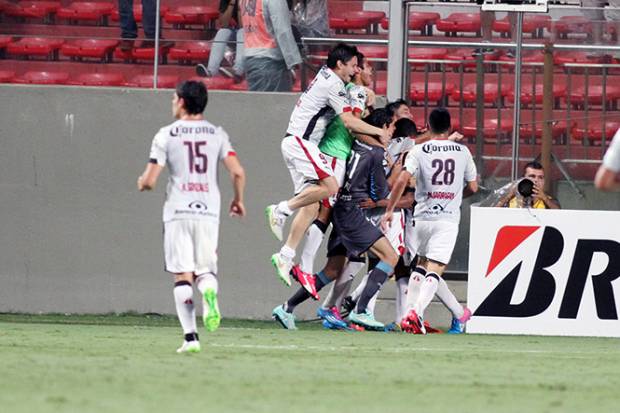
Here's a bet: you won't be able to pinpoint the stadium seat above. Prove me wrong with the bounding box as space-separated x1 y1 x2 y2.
507 83 565 107
168 41 212 64
519 120 574 143
497 50 546 72
164 6 219 29
409 81 455 105
444 48 499 70
7 37 64 60
114 42 172 63
554 51 605 66
0 35 11 48
12 70 70 84
0 70 16 83
572 121 620 144
61 39 118 61
4 1 60 22
57 2 114 25
408 48 448 69
380 12 441 35
452 82 512 106
329 13 372 34
567 85 620 109
553 16 592 39
110 4 168 22
128 74 179 88
69 72 125 86
462 117 514 143
357 45 388 59
493 15 551 38
435 13 481 37
192 76 235 90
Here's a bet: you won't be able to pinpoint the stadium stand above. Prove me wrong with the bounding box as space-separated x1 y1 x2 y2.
56 2 115 26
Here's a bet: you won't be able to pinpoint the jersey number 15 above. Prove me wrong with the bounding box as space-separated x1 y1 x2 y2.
183 141 208 174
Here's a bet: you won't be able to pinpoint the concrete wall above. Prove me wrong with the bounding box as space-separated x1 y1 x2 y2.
1 86 618 321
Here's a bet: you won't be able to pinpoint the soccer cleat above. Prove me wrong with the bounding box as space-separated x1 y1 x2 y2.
291 265 319 300
317 307 348 329
401 310 426 335
384 322 402 333
272 305 297 330
340 295 356 317
176 340 201 353
202 288 221 332
348 310 385 330
271 253 292 286
424 321 443 334
265 204 287 241
447 307 471 334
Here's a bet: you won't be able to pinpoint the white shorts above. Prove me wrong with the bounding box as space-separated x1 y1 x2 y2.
281 135 334 194
367 210 405 256
322 154 346 207
408 220 459 265
164 219 219 275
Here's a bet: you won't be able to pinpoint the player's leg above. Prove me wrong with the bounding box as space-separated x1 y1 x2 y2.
300 205 331 274
165 220 200 353
393 258 410 327
193 220 221 332
322 255 365 311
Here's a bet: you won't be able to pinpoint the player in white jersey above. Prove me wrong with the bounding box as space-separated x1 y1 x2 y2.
595 127 620 191
382 108 478 335
137 81 246 353
265 43 390 288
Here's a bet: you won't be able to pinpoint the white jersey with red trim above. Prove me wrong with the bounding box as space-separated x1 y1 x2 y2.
287 65 352 145
149 119 235 223
404 139 477 224
348 84 367 115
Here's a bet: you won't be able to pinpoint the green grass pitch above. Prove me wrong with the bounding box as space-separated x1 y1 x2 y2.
1 313 619 413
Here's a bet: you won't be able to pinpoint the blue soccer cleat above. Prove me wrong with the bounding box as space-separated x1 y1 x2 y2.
447 317 465 334
317 307 348 330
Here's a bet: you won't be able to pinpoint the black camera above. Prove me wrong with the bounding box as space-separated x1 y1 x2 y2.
517 178 534 197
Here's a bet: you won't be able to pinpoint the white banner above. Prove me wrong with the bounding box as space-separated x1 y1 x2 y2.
467 207 620 337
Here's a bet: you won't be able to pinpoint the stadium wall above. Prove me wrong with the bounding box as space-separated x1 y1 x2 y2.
1 86 618 320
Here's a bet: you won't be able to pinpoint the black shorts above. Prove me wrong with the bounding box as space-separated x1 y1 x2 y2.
327 201 384 258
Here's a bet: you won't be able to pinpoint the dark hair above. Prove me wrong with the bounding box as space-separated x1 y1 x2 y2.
523 161 544 173
356 52 365 70
363 108 392 129
176 80 208 114
428 107 451 134
326 43 358 69
385 99 408 118
393 118 417 138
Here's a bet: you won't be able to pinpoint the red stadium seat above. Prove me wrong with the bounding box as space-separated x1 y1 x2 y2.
69 72 126 86
192 76 235 90
4 1 60 20
507 83 565 106
381 12 441 35
164 6 219 29
409 81 455 104
567 85 620 108
61 39 118 60
444 48 499 69
462 117 514 142
573 121 620 144
168 41 212 63
110 4 168 23
498 50 546 69
408 48 447 68
128 74 179 88
519 120 573 142
553 16 592 38
229 80 249 91
554 51 605 66
357 45 388 59
493 15 551 37
13 70 70 84
57 2 114 25
0 36 12 48
114 41 172 63
0 70 16 83
452 82 512 105
436 13 481 36
7 37 64 59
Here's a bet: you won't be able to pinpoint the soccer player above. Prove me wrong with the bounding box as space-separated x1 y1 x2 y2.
137 80 246 353
272 109 400 330
266 43 389 287
595 128 620 191
382 108 478 335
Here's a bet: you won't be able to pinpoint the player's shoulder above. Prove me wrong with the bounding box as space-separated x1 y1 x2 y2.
348 84 366 97
155 119 183 140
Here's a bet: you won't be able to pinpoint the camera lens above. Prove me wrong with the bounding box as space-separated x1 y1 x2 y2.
517 178 534 197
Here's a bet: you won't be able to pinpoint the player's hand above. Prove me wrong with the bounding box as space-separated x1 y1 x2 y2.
359 198 376 209
532 182 548 203
380 211 393 232
378 125 390 147
229 199 246 218
365 87 376 108
137 176 146 191
448 131 464 142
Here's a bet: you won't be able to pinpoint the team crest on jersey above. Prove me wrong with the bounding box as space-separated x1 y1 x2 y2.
188 201 208 211
338 90 346 97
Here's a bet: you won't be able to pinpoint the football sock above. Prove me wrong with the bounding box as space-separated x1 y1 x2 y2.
367 289 379 314
322 260 364 309
277 200 293 216
356 261 393 314
279 244 295 262
300 220 328 274
436 277 464 319
414 272 439 316
184 332 199 342
173 281 197 335
195 272 219 317
285 271 331 313
405 266 426 312
395 276 409 323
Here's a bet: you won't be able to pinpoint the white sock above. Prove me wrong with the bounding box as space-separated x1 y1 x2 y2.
436 277 464 319
277 200 293 216
173 282 197 335
367 289 379 314
395 277 409 323
300 223 326 274
279 244 295 261
414 274 439 317
196 272 218 294
405 271 424 312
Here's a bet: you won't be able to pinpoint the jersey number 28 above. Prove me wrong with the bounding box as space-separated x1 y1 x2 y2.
431 158 455 185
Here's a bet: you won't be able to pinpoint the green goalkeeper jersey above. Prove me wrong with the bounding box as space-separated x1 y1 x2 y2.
318 83 368 160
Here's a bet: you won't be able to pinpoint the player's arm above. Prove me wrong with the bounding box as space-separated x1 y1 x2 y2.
463 180 479 198
137 161 164 191
223 154 246 218
462 150 479 199
341 111 386 140
595 166 620 191
380 169 413 230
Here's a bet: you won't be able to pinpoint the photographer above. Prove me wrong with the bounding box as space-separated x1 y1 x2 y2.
495 161 561 209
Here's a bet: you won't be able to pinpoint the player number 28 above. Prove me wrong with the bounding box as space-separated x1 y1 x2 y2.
183 141 208 174
431 158 455 185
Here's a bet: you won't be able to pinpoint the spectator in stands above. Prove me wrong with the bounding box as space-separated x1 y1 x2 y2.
291 0 330 38
239 0 302 91
595 129 620 191
495 161 560 209
196 0 245 83
118 0 171 50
